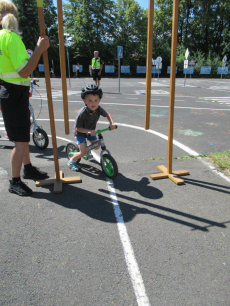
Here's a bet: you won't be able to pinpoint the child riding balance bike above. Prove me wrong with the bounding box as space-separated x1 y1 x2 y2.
66 84 118 178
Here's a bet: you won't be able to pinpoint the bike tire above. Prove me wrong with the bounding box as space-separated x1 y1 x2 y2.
32 128 49 150
65 142 81 164
101 153 118 179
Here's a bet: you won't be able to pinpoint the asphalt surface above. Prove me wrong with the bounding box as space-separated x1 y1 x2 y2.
0 77 230 305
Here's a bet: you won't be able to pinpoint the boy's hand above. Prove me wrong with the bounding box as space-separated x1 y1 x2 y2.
110 124 116 130
89 130 96 136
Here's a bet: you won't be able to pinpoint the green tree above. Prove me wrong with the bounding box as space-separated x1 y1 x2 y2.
13 0 39 50
63 0 116 73
113 0 148 75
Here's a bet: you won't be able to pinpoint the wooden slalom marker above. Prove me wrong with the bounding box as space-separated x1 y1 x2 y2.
36 0 81 193
145 0 189 184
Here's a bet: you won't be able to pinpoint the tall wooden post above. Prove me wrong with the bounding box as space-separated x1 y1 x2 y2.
37 0 60 181
149 0 189 184
57 0 69 135
144 0 155 130
36 0 81 192
167 0 179 174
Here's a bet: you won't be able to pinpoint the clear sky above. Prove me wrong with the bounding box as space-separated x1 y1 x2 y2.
53 0 149 10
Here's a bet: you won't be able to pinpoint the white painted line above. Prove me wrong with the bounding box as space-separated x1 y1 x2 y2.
53 134 151 306
31 99 230 111
199 158 230 183
106 178 151 306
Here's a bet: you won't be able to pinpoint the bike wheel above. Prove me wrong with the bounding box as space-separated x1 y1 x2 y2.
32 128 49 150
65 142 81 164
101 153 118 179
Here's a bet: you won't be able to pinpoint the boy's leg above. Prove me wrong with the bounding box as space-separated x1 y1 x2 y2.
72 142 87 162
68 142 86 171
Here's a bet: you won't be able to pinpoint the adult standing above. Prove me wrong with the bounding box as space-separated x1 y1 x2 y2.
90 51 103 87
75 63 80 78
0 0 50 196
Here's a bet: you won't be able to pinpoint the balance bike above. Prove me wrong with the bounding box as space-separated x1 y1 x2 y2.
65 126 118 179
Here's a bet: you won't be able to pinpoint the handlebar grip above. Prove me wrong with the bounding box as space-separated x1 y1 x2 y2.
109 125 118 130
86 133 91 138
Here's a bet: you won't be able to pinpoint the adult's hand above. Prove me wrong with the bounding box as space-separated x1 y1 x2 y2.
37 36 50 52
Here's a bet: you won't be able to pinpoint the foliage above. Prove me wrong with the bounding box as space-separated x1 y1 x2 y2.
11 0 230 77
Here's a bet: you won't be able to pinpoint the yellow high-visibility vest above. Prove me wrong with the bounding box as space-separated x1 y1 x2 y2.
0 29 30 86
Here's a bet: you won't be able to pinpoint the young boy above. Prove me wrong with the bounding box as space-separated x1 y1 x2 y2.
68 84 116 171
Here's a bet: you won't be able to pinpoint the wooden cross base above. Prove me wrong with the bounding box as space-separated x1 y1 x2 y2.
149 165 189 185
35 171 81 193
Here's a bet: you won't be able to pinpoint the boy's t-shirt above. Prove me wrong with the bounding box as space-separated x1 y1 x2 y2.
74 105 107 137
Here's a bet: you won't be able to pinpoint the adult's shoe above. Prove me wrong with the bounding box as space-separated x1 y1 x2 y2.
23 166 48 179
9 180 33 196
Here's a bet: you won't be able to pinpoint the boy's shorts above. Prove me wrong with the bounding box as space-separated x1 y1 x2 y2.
75 135 97 145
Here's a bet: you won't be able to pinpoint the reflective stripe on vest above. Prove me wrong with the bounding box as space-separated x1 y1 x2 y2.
92 57 101 70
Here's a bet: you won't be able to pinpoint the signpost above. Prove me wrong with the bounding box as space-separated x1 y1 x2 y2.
184 48 189 86
118 46 123 92
156 56 162 81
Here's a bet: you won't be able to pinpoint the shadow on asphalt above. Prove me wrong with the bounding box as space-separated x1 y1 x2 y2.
30 169 228 233
99 188 227 232
28 145 67 161
183 178 230 194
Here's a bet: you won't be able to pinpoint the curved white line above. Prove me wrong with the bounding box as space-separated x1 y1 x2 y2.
41 119 200 157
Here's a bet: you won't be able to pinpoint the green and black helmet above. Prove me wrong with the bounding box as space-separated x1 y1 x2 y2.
81 84 103 99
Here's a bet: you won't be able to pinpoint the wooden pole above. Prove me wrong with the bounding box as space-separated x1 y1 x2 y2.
57 0 69 135
36 0 60 181
149 0 189 184
36 0 81 192
144 0 154 130
167 0 179 174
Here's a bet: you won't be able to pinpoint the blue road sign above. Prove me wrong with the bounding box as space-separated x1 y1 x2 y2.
136 66 146 73
121 66 130 73
38 64 44 72
73 65 83 73
200 66 211 74
118 46 123 59
105 65 115 73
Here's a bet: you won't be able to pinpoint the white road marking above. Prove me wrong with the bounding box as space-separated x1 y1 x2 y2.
54 133 151 306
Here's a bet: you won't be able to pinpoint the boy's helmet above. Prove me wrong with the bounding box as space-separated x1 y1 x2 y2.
81 84 103 99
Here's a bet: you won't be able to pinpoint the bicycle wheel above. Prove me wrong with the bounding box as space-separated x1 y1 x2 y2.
65 142 81 164
32 128 49 150
101 154 118 179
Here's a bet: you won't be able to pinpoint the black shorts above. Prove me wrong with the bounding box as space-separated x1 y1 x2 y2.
0 81 30 142
92 70 101 81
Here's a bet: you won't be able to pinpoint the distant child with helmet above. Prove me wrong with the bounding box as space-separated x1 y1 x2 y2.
68 84 116 171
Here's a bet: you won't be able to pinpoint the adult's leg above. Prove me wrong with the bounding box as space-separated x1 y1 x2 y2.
11 142 30 177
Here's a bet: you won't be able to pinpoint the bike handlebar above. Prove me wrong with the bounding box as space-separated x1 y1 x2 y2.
86 125 117 138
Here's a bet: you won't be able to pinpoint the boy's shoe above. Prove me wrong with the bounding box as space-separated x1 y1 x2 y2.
9 180 33 196
68 160 81 171
23 166 48 179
